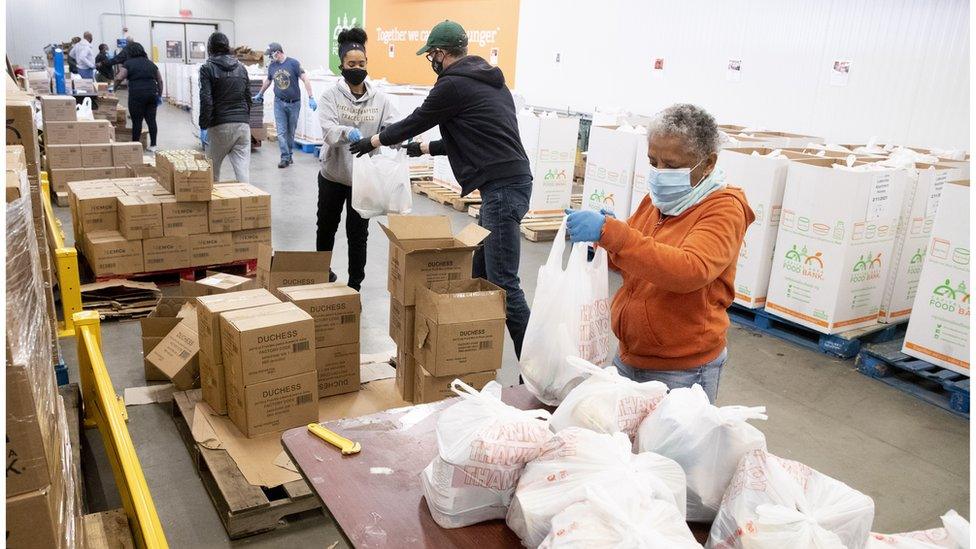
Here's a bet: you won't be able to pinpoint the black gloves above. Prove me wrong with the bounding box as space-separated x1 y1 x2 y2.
406 142 423 157
348 137 376 157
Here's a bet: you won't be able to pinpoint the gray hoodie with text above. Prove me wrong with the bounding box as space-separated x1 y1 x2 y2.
318 79 398 185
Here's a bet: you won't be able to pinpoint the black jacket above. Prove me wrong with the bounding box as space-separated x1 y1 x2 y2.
199 55 251 129
378 56 529 196
95 52 114 80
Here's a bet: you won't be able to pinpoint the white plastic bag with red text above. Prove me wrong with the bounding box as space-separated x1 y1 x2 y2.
519 221 611 406
352 147 412 218
866 510 970 549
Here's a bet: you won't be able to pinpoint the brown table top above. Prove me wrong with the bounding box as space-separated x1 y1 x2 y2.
281 385 710 548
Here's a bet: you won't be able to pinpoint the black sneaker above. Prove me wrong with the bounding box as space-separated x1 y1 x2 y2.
287 157 294 166
278 159 289 168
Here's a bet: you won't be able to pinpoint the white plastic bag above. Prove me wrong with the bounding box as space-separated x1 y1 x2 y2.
507 427 687 548
636 384 767 522
421 381 553 529
351 147 412 218
708 450 875 549
75 97 94 121
867 510 970 549
519 221 611 405
538 487 702 549
550 358 667 440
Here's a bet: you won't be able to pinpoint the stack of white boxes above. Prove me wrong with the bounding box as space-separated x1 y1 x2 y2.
581 125 647 219
518 110 580 216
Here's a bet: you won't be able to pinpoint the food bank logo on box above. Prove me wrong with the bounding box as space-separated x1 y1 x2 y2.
783 244 824 280
909 246 926 275
850 252 883 283
543 169 567 181
587 189 615 208
930 279 970 316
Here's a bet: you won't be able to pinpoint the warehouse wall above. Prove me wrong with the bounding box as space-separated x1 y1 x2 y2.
513 0 970 149
5 0 235 67
232 0 334 73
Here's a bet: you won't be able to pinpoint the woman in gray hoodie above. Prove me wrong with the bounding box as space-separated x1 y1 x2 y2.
317 27 398 291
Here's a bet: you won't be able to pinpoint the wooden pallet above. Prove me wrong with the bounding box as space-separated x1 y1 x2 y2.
520 215 566 242
412 182 483 212
85 257 257 284
171 390 322 539
83 509 135 549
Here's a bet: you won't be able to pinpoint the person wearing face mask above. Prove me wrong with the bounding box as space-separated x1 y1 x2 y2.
349 20 533 359
315 27 397 292
254 42 317 168
564 104 754 403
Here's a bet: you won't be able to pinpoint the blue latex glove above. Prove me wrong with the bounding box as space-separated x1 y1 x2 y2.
308 97 317 111
565 209 606 243
600 208 616 218
348 128 363 142
252 93 263 103
200 128 208 145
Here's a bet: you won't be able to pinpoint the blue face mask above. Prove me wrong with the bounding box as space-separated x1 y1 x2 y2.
648 158 724 216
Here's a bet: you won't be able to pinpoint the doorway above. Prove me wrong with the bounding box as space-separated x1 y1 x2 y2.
150 21 218 63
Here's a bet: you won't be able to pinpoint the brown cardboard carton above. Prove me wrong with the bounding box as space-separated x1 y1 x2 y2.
43 121 80 144
48 168 87 194
395 346 416 402
6 366 63 498
225 183 271 228
40 95 77 122
117 195 163 239
80 143 113 167
279 283 361 347
256 244 332 299
227 370 318 438
209 187 242 232
181 272 255 297
413 279 506 377
173 157 214 201
220 302 315 387
160 196 209 236
113 176 164 196
128 163 159 183
414 365 497 404
77 119 114 143
84 230 144 276
188 232 233 267
74 187 125 232
145 319 200 390
6 171 21 202
315 342 361 397
389 298 416 351
112 142 143 167
196 289 279 413
143 235 189 271
6 483 63 549
141 297 194 380
83 167 116 180
231 228 272 262
46 144 82 169
7 99 42 180
380 215 490 305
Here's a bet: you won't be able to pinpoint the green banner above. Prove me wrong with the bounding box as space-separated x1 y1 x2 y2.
329 0 365 71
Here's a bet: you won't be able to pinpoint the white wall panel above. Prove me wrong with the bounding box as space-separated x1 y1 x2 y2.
232 0 333 74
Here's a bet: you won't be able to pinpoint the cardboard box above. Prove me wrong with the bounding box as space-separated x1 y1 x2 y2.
256 245 333 299
145 319 200 390
224 183 271 228
143 235 189 271
231 228 272 262
765 159 907 333
414 365 496 404
395 347 416 402
220 302 315 387
74 187 125 232
112 142 144 167
48 168 87 194
227 370 318 438
413 278 506 377
315 342 361 397
140 297 193 380
77 119 114 143
280 283 361 347
160 196 209 236
117 195 163 239
188 232 234 267
43 121 80 144
196 289 280 413
6 366 63 498
380 215 490 306
879 164 957 323
83 167 116 180
128 163 159 183
581 125 643 218
7 99 42 179
902 181 969 375
6 483 65 549
209 187 242 232
114 166 130 178
750 131 825 148
173 157 214 201
6 170 21 202
389 298 416 351
114 176 165 196
46 144 82 169
40 95 77 122
80 143 113 168
84 230 144 276
182 272 255 297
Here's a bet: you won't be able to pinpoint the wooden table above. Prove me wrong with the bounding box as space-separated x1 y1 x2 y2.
281 386 710 548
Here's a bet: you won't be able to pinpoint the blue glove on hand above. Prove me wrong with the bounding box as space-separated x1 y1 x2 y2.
565 209 606 243
252 93 263 103
600 208 616 218
347 128 363 142
308 98 317 111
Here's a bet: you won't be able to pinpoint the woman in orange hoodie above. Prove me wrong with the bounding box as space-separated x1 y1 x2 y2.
566 104 754 402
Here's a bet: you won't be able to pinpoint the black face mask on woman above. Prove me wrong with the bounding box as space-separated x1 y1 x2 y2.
342 68 367 86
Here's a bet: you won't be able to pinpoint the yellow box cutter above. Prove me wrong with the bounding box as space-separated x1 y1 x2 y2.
307 423 361 455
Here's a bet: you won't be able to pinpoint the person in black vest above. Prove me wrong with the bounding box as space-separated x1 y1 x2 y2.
113 42 162 151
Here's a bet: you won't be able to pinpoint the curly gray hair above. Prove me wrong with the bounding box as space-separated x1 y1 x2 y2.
647 104 723 159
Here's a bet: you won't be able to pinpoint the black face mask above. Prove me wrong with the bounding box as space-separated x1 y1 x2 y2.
342 68 367 86
430 56 444 75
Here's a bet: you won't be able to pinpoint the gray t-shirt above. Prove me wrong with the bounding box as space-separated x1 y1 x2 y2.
267 57 303 102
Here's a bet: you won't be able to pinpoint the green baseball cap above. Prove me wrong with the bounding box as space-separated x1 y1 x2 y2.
416 20 468 55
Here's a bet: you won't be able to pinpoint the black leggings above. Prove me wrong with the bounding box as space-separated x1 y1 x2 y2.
128 92 158 146
316 174 369 291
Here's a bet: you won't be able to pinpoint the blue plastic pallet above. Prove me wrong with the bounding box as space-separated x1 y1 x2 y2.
727 303 906 359
292 139 321 155
857 339 969 419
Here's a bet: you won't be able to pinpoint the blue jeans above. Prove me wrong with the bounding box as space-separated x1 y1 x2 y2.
613 348 727 403
473 177 532 359
274 99 301 161
78 67 94 79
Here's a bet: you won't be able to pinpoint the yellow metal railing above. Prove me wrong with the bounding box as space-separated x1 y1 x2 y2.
40 172 83 337
73 311 169 548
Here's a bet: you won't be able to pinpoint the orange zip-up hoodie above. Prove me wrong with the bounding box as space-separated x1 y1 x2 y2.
599 187 754 370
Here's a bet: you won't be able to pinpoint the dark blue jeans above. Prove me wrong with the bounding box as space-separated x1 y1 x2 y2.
274 99 301 161
473 177 532 359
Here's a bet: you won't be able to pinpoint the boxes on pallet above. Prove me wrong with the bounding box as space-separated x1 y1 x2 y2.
765 158 907 333
71 184 126 235
40 95 77 122
156 149 206 192
77 119 114 143
414 365 496 404
112 142 144 167
221 183 272 228
143 235 189 271
188 232 234 267
6 365 65 498
80 143 113 167
279 283 361 348
380 215 490 306
231 228 271 262
117 195 163 240
48 168 87 194
581 125 643 218
902 181 970 375
83 167 116 180
256 244 333 299
159 196 209 236
43 121 80 144
46 144 82 169
518 110 580 215
173 157 214 201
209 186 243 232
83 229 144 276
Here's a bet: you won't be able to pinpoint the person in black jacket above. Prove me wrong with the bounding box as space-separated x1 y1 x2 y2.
199 32 252 182
94 44 114 82
349 20 533 359
113 42 163 151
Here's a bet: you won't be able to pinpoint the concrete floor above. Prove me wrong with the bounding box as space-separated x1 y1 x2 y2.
58 102 969 547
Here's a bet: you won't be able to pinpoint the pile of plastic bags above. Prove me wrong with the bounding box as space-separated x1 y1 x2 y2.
866 510 970 548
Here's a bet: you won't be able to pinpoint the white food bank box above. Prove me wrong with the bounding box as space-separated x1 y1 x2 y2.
581 126 642 218
630 138 650 215
902 181 970 375
765 158 907 333
527 113 579 215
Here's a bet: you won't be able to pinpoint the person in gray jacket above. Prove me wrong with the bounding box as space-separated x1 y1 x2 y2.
317 27 397 291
